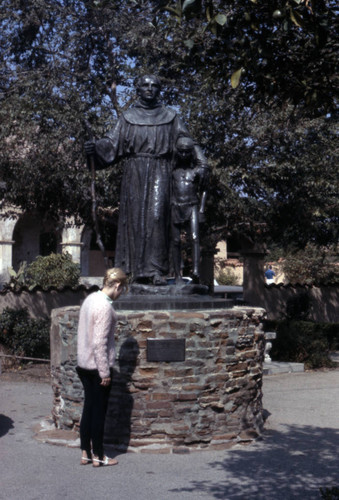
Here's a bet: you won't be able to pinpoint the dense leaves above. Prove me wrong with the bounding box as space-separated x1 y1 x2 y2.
268 319 338 369
0 0 130 222
150 0 338 111
0 0 338 250
281 244 339 285
128 0 338 249
0 307 50 358
3 253 81 290
25 252 81 289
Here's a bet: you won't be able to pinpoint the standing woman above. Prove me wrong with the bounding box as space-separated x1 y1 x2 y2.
76 268 128 467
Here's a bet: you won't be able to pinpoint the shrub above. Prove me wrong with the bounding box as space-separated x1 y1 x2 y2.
216 268 239 286
267 320 339 370
320 487 339 500
282 244 339 285
4 261 29 291
0 307 50 359
26 252 80 289
324 323 339 351
285 292 311 320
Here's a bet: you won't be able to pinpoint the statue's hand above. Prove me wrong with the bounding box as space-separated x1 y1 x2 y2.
85 140 96 156
198 165 209 189
198 210 206 224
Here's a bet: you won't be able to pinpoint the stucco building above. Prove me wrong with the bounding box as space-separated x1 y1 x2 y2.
0 207 115 287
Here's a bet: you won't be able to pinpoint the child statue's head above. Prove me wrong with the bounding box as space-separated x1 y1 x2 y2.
176 136 195 162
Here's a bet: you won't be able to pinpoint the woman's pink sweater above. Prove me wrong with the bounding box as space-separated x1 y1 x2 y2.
77 291 117 379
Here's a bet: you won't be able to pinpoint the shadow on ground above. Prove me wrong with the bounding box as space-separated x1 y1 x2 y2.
0 414 14 437
169 424 339 500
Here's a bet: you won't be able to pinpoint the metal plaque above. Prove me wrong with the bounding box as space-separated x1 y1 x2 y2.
147 339 186 362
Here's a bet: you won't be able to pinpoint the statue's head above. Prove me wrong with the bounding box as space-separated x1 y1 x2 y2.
176 136 195 162
136 74 161 106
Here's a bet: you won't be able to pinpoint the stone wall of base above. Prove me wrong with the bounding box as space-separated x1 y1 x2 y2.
50 305 266 453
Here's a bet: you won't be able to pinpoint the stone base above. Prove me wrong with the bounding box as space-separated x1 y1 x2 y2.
114 295 233 311
50 305 266 453
263 361 304 375
114 284 233 310
129 282 209 295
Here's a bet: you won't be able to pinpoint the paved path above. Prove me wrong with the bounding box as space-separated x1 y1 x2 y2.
1 370 339 500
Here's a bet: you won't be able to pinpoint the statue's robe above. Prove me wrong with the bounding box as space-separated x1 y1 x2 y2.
94 103 206 281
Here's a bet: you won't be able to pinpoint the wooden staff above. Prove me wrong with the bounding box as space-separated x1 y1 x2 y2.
85 120 109 269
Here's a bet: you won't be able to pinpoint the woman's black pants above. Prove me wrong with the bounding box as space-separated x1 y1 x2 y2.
76 367 111 458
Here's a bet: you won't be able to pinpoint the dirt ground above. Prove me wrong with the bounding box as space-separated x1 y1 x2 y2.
0 361 51 382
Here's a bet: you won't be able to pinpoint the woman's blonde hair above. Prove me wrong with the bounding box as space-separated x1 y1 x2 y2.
103 268 128 293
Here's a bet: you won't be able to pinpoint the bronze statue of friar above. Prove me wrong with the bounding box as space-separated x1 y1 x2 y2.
85 74 209 285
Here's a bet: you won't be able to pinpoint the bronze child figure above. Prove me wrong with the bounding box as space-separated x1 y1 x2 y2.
171 136 208 284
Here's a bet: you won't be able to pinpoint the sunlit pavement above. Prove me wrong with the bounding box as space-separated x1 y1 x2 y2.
1 368 338 500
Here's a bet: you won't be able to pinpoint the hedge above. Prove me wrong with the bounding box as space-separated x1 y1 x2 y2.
264 319 339 369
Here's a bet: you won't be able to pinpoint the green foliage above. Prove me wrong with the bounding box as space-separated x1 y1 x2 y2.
325 324 339 351
282 245 339 285
216 268 239 286
0 0 338 251
0 0 130 223
285 293 311 321
25 253 80 289
152 0 337 111
4 262 29 291
132 0 338 249
267 320 339 369
0 307 50 359
320 486 339 500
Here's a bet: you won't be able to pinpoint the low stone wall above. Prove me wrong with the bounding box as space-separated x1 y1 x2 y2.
0 287 94 318
50 305 266 453
263 284 339 323
50 306 84 429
